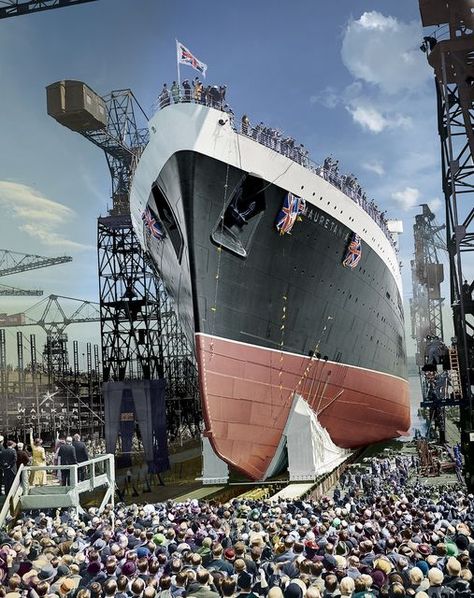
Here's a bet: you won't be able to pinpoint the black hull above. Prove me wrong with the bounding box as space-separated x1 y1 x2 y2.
144 151 406 380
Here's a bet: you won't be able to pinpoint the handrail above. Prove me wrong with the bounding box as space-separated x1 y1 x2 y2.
0 463 25 530
0 454 115 529
153 85 398 252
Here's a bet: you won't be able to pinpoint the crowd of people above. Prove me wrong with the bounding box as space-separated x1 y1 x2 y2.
0 433 90 496
155 81 395 251
0 451 473 597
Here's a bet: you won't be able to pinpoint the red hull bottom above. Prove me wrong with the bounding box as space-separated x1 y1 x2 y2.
196 334 410 481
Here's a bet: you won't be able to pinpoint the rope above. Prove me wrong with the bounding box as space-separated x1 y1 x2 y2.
210 163 231 345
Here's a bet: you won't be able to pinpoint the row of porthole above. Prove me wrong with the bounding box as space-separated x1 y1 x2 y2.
299 185 397 271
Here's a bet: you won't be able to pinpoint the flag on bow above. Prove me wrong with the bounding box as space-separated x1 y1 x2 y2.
176 40 207 77
275 192 306 235
342 232 362 269
142 206 165 240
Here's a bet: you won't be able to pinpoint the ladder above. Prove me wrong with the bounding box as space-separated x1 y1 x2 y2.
449 346 463 400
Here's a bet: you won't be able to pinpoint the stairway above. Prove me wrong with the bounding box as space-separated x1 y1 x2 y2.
449 346 463 399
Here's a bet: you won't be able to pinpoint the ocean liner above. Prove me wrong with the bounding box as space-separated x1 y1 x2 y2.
129 97 410 481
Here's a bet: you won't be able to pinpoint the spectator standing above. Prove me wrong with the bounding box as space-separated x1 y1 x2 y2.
58 436 77 486
73 433 89 481
2 440 17 494
171 81 180 104
16 441 30 469
182 80 191 102
0 434 4 495
29 429 47 486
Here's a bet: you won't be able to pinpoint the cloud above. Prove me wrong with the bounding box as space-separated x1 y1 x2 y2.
391 186 420 211
346 102 411 133
428 197 442 212
0 181 92 250
362 160 385 176
341 11 431 94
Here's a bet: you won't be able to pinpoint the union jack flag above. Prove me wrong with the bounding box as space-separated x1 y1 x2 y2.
142 206 165 240
342 232 362 269
275 192 306 235
176 40 207 77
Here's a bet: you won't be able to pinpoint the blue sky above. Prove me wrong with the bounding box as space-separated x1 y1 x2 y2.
0 0 456 357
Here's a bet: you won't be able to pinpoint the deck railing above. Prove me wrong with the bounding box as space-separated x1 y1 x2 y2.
154 90 398 252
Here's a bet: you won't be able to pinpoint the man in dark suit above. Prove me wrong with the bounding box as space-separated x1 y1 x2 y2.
58 437 77 486
72 433 89 481
0 435 4 495
2 440 17 495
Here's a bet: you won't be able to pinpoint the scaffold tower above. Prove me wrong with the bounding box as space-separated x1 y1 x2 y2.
419 0 474 487
410 204 446 365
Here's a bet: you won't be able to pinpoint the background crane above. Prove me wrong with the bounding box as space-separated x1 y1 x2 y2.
1 294 100 376
0 0 97 19
0 249 72 297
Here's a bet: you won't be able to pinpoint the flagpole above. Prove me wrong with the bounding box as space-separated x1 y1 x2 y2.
176 39 181 87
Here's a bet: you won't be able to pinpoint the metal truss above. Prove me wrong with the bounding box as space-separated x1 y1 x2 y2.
0 0 97 19
410 204 446 365
0 249 71 277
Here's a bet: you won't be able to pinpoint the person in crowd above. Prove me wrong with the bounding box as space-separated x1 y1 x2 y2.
0 433 4 495
29 428 47 486
171 81 180 104
16 440 30 469
57 436 77 486
54 437 66 483
182 79 191 102
159 84 171 108
2 439 17 494
73 433 89 481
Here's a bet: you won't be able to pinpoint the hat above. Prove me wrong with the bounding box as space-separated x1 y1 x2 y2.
22 568 39 586
373 557 392 575
238 571 252 590
152 533 165 545
399 544 414 557
224 548 235 560
455 534 469 551
446 557 461 576
428 568 444 585
58 579 76 596
122 561 137 576
417 544 432 556
371 570 386 588
416 560 429 576
38 564 56 581
87 561 102 576
446 542 459 557
136 546 150 558
93 538 106 551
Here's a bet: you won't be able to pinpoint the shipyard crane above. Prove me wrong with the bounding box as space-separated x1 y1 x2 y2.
410 204 446 364
419 0 474 488
0 0 97 19
1 294 100 375
0 248 72 296
46 80 201 438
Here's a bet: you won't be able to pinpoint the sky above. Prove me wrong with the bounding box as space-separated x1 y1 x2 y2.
0 0 464 361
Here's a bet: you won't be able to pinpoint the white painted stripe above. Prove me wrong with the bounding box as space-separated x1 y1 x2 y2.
196 331 408 384
130 103 402 295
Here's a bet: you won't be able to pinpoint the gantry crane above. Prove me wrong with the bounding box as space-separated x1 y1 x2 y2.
1 293 100 376
0 249 72 296
419 0 474 488
0 0 97 19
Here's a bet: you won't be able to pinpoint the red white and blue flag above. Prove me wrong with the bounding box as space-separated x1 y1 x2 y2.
142 206 165 240
342 232 362 269
176 40 207 77
275 192 306 235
